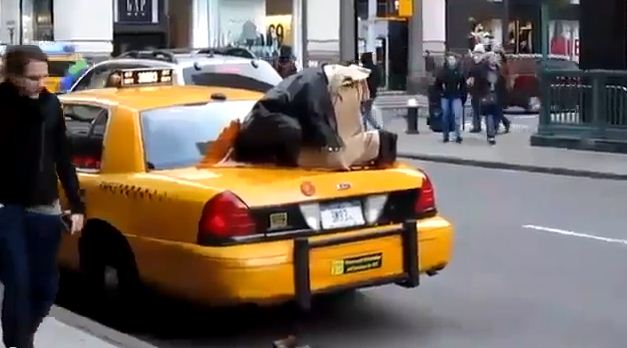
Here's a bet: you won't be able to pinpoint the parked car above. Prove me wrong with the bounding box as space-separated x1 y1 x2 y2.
506 54 579 112
66 48 283 94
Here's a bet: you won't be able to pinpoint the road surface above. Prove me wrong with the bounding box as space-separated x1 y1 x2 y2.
57 160 627 348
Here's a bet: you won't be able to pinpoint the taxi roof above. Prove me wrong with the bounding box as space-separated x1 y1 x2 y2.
60 85 263 111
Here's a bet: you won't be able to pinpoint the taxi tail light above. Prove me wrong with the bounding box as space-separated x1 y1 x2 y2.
414 173 436 216
198 191 256 242
71 155 101 170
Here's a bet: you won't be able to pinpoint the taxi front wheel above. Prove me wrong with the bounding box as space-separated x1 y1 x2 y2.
79 223 143 319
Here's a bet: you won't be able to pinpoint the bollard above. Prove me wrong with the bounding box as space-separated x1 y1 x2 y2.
406 98 419 134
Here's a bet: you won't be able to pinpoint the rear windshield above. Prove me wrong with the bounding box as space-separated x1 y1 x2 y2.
140 100 256 170
48 60 75 77
182 62 282 93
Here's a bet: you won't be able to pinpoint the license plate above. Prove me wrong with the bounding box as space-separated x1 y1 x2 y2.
331 253 383 275
320 200 365 230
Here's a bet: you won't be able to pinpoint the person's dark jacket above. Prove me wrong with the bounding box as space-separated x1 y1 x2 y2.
474 63 508 107
467 61 484 98
434 63 468 103
361 53 380 99
0 81 84 214
232 65 342 166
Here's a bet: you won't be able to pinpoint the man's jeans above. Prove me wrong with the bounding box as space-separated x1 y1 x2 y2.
441 97 463 141
0 205 63 348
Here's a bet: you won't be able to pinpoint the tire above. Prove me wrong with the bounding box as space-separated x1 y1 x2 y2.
79 223 143 322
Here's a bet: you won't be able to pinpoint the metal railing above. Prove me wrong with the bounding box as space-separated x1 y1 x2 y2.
537 69 627 141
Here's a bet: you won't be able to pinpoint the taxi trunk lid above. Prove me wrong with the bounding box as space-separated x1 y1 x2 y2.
158 165 429 235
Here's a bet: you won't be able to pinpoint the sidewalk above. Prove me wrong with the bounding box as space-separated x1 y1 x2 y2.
373 93 429 109
0 286 156 348
386 116 627 180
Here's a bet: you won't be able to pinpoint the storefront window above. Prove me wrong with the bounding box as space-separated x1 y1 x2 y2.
212 0 296 62
507 20 534 53
21 0 54 43
468 18 503 52
549 19 579 61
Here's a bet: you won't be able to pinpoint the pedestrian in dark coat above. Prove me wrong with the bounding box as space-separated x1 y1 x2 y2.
360 52 382 129
0 45 85 348
467 44 486 132
473 52 508 144
434 53 467 143
496 50 512 133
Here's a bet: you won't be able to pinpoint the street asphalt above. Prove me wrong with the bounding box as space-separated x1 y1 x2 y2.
55 159 627 348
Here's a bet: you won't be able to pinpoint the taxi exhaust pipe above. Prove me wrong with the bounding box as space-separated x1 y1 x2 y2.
425 263 447 277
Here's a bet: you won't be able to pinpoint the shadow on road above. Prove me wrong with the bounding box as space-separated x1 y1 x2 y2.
55 270 418 347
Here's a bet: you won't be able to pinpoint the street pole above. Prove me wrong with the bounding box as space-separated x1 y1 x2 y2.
19 0 24 44
407 0 425 95
540 0 550 70
339 0 357 62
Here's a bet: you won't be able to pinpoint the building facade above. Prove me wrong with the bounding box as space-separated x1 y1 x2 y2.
169 0 305 67
113 0 168 56
0 0 113 56
579 0 626 69
447 0 580 61
354 0 445 90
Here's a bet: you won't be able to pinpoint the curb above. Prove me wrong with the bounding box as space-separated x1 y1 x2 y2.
399 152 627 181
50 306 157 348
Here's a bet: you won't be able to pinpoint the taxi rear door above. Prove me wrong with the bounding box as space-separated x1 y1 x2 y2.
57 101 112 269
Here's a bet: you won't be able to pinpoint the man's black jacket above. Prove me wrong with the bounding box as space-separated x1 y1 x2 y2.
0 82 85 214
232 66 343 166
434 65 468 104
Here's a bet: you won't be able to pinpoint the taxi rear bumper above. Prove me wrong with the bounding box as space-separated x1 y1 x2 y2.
130 216 453 308
293 221 419 310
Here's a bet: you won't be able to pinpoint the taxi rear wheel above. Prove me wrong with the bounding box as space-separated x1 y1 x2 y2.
79 222 143 318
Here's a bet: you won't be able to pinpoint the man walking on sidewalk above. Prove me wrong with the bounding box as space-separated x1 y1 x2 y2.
359 52 382 130
0 45 84 348
434 53 467 143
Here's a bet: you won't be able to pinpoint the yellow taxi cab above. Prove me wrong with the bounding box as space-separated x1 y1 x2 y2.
57 67 454 310
37 42 84 93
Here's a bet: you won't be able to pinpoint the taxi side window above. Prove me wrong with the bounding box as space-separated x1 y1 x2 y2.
63 104 109 172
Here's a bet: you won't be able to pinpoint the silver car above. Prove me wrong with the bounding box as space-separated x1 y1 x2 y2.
68 48 283 93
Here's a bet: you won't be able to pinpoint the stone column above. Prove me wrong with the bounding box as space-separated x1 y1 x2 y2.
366 0 377 54
339 0 356 62
406 0 426 94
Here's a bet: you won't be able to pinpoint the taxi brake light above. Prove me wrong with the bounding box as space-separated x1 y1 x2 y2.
198 191 256 242
414 173 436 215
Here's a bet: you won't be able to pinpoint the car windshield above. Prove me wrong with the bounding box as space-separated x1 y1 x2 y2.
182 62 282 93
140 100 256 170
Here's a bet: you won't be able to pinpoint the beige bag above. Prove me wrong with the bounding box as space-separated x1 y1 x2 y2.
298 77 381 170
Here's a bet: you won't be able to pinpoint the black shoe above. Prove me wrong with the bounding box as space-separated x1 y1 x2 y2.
470 128 481 133
504 124 511 133
443 138 450 143
488 137 496 145
455 137 463 143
